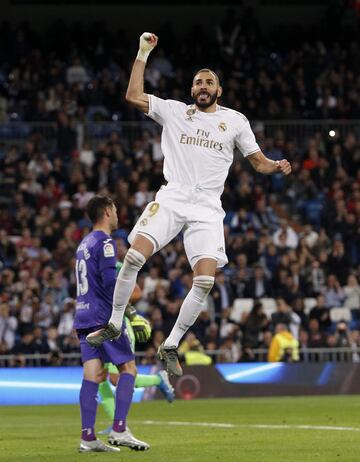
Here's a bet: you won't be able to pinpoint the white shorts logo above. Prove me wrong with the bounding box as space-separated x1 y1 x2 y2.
103 243 115 257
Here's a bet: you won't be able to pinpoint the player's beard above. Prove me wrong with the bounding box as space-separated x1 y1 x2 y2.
111 217 118 231
193 91 218 109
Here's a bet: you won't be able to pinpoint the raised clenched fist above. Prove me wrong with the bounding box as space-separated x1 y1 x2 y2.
139 32 158 53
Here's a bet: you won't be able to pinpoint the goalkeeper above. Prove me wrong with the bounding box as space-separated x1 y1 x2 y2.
98 262 174 434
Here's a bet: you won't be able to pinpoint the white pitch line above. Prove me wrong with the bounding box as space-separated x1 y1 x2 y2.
245 424 360 432
133 420 360 432
138 420 236 428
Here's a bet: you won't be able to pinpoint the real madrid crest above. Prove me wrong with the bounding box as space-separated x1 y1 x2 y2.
186 107 196 121
218 122 227 132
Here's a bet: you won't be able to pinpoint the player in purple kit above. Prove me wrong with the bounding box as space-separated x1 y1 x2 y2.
74 195 149 452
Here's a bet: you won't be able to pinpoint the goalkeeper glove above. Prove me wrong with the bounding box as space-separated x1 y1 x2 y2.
136 32 158 63
131 314 152 343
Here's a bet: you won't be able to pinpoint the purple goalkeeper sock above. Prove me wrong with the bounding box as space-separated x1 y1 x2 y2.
80 379 99 441
113 372 135 433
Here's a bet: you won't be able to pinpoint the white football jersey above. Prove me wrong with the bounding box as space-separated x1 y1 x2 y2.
147 95 260 197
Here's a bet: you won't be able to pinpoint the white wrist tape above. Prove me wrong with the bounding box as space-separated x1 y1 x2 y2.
136 49 150 63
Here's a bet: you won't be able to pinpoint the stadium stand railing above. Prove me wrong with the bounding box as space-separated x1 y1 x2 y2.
0 122 57 149
1 120 359 150
257 119 360 147
1 347 360 367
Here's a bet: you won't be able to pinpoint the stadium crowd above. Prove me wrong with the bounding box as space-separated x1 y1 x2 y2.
0 5 359 125
0 10 360 366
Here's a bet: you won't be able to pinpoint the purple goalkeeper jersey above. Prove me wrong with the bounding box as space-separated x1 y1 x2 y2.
73 230 117 329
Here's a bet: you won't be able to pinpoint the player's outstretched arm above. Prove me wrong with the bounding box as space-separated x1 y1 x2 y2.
247 150 292 175
125 32 158 113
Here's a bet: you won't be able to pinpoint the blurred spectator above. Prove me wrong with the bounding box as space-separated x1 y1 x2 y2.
344 275 360 310
273 219 299 249
328 321 351 348
350 330 360 362
212 270 234 324
323 274 345 308
244 263 273 298
309 294 332 332
0 230 17 267
268 323 299 362
271 298 301 339
66 57 88 90
251 198 280 233
57 298 76 336
0 303 17 351
73 183 95 209
307 260 326 295
218 336 240 363
307 319 327 348
12 332 36 356
240 301 269 348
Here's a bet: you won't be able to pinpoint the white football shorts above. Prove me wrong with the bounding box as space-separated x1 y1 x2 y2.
128 182 228 269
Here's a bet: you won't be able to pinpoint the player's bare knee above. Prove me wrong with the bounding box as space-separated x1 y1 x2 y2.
84 368 105 384
131 233 155 259
83 359 105 383
95 365 106 383
193 275 215 301
118 360 137 376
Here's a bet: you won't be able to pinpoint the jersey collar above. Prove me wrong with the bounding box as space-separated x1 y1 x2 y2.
189 104 221 114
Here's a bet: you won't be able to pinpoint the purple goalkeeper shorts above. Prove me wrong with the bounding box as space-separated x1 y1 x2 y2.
77 323 134 366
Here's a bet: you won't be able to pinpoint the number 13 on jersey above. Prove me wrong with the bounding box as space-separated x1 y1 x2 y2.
75 259 89 296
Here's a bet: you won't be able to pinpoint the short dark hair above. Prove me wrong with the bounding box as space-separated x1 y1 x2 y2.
86 195 114 224
193 68 220 85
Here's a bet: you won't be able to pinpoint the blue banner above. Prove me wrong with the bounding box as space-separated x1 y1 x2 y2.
216 362 336 385
0 366 152 405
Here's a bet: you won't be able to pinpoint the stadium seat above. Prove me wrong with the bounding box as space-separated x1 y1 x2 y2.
230 298 254 322
259 298 277 317
304 298 317 314
330 307 352 323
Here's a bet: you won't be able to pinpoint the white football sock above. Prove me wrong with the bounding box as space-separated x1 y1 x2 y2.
164 275 214 348
109 248 146 329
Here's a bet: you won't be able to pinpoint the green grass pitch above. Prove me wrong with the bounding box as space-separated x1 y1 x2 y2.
0 396 359 462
